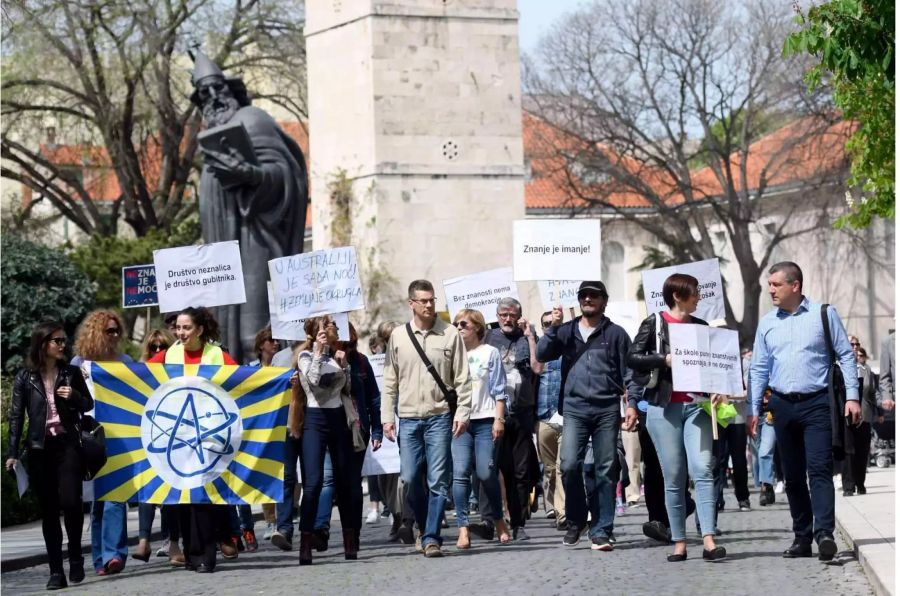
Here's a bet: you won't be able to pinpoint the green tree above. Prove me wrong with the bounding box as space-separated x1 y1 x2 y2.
783 0 895 227
1 235 95 373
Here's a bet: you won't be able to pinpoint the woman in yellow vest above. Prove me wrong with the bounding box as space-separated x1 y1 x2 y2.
148 307 237 572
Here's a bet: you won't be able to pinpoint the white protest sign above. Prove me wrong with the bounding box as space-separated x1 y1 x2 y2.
537 280 581 311
368 354 386 394
443 268 519 324
266 283 352 342
669 324 743 396
153 241 245 313
606 301 644 340
513 219 602 281
641 258 725 323
268 247 365 321
361 436 400 476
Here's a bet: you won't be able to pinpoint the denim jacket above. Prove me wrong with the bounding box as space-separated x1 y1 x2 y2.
536 358 562 420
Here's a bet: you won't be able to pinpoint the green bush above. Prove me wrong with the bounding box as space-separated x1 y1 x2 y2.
1 422 42 527
1 235 95 374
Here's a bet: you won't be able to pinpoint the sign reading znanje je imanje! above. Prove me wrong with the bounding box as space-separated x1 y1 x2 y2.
122 264 158 308
268 246 365 322
88 361 292 504
512 219 602 282
153 240 246 313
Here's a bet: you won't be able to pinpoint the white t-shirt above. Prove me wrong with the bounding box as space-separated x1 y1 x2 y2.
467 344 508 420
579 322 596 343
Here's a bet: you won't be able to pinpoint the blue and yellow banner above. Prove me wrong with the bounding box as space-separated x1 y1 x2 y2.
90 362 291 505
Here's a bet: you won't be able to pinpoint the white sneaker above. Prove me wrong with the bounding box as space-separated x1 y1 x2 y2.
365 508 380 524
775 481 785 493
263 522 275 540
156 538 169 557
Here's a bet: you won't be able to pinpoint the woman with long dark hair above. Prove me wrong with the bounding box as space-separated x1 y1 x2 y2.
148 307 239 572
6 321 93 590
70 309 133 577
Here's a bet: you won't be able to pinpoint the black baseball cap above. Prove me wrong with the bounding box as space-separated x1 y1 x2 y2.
577 281 608 298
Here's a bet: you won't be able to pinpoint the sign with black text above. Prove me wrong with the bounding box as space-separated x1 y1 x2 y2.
268 247 365 321
153 241 245 312
669 324 743 396
122 264 158 308
641 258 725 323
512 219 602 281
443 267 520 324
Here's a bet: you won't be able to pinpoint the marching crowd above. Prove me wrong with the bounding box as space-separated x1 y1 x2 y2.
6 261 896 590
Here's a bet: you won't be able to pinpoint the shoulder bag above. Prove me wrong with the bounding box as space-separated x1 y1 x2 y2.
406 323 458 416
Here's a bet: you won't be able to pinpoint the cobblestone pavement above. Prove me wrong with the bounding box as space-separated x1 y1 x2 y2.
1 492 873 596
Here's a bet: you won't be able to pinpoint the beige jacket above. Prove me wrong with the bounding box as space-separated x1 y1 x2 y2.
381 318 472 424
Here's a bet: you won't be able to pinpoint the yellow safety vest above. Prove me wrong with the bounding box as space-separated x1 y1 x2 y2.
164 343 225 365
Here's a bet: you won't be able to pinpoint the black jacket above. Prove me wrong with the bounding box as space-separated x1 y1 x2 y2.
8 365 93 458
627 312 708 409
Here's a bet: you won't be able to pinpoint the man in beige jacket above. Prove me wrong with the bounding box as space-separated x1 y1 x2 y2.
382 279 472 558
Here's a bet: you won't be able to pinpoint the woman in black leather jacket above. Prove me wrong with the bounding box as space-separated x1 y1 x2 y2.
6 321 93 590
627 273 725 562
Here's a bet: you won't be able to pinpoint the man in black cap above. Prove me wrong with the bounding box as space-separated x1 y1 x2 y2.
537 281 636 552
190 50 308 362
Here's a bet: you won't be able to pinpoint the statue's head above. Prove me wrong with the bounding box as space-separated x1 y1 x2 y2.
189 50 250 127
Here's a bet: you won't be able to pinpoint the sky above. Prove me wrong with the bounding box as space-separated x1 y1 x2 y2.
517 0 587 56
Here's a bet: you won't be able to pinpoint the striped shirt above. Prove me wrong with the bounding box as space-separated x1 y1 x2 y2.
749 297 859 415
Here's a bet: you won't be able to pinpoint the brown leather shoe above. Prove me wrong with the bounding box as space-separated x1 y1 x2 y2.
132 538 151 562
219 541 238 560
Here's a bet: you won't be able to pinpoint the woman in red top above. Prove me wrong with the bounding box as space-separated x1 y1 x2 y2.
628 273 725 562
149 307 237 573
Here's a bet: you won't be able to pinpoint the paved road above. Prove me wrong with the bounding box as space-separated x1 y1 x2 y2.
1 492 873 595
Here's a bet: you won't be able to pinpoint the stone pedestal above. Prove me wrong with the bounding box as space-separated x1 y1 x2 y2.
306 0 525 330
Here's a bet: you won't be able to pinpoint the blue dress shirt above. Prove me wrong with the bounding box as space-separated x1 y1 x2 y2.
749 296 859 415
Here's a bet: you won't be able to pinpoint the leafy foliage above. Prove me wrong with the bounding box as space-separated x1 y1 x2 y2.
1 422 43 527
784 0 895 227
1 235 95 374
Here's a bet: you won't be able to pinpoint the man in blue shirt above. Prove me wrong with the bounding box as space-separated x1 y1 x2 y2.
747 262 860 562
535 311 565 529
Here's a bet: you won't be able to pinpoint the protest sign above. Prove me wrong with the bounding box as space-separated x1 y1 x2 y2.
361 437 400 476
266 283 350 341
537 280 581 311
606 301 644 340
443 267 519 324
122 264 158 308
368 353 386 394
268 247 365 321
669 324 743 396
641 258 725 322
153 241 245 313
512 219 602 281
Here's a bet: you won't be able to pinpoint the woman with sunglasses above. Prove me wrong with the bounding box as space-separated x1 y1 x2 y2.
147 307 238 572
452 309 511 548
133 328 184 566
7 322 93 590
292 315 359 565
70 310 134 577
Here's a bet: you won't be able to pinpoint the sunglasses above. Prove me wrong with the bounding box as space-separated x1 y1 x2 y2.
454 321 470 329
850 342 861 347
48 337 67 346
150 343 168 352
105 328 121 337
541 320 552 328
578 291 603 301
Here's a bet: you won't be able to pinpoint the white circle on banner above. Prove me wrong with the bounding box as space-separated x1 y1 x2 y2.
141 376 242 490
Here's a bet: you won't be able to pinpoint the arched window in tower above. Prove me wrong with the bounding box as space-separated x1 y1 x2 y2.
601 241 625 301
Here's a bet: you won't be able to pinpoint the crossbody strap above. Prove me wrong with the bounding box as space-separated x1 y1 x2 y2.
569 321 604 370
821 304 836 364
406 323 452 399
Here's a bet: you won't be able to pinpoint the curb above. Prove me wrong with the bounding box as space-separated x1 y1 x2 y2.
835 515 894 596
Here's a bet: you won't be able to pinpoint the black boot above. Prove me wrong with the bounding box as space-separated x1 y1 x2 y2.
299 531 314 565
68 557 85 584
342 529 358 560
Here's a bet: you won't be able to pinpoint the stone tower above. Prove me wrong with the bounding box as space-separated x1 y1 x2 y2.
306 0 525 328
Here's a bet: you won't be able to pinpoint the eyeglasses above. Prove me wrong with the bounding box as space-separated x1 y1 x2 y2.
105 328 121 337
48 337 66 346
150 343 168 352
541 320 552 328
850 342 861 347
497 312 519 320
454 321 470 329
410 298 436 306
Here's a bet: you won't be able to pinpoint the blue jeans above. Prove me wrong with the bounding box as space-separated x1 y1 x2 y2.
299 408 356 533
90 501 128 570
451 419 501 527
559 402 620 539
646 402 716 541
398 413 452 547
755 422 777 486
229 505 254 535
769 391 834 541
276 435 303 540
314 450 334 529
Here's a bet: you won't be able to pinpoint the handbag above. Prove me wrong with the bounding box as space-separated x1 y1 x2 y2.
406 323 458 416
79 414 107 481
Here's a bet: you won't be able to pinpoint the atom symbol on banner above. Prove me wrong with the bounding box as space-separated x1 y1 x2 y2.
145 388 239 478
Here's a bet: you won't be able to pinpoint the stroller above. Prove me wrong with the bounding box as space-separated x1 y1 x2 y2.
870 417 895 468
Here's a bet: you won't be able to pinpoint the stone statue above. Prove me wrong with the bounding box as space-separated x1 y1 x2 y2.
190 51 308 362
